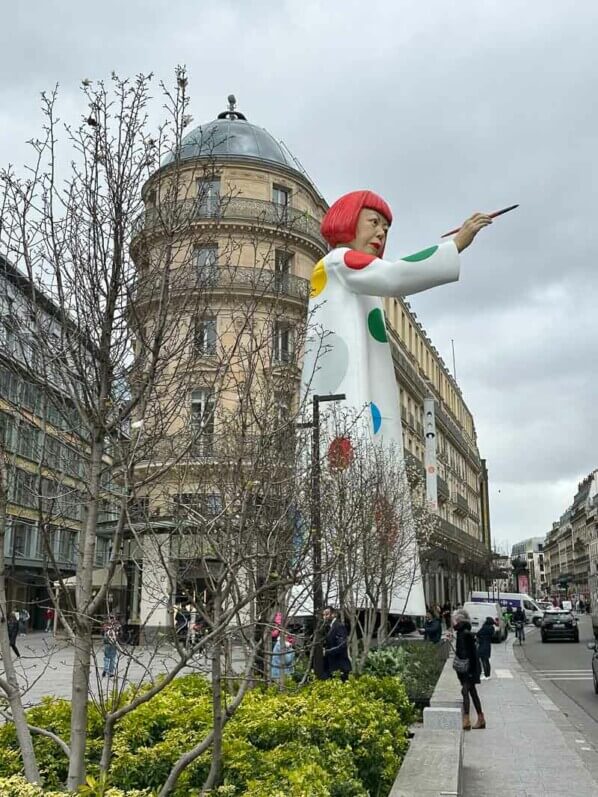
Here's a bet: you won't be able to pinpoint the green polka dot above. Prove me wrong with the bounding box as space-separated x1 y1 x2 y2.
402 245 439 262
367 308 387 342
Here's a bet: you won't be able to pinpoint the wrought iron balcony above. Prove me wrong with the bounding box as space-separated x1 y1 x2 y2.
437 475 449 501
132 196 326 250
135 264 310 305
453 492 469 517
436 517 490 560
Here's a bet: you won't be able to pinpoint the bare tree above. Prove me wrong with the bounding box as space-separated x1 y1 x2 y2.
316 418 437 673
0 65 325 794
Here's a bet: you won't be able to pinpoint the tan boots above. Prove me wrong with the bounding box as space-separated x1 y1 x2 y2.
463 712 486 730
472 712 486 729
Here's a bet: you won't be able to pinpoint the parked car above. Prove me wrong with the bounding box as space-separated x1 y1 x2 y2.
541 611 579 643
462 601 506 642
587 640 598 694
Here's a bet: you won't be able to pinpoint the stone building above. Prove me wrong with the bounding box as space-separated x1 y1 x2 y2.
544 470 598 597
128 99 492 631
0 256 110 627
510 536 547 597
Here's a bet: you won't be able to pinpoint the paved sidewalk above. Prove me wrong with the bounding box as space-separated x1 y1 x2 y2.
463 635 598 796
1 632 246 707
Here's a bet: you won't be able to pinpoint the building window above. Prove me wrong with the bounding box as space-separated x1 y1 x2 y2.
176 492 222 517
59 529 77 562
196 178 221 215
195 316 217 356
193 245 218 285
14 468 38 508
273 322 293 363
274 249 293 289
95 536 111 566
0 411 14 450
272 184 290 208
190 389 215 455
12 521 35 558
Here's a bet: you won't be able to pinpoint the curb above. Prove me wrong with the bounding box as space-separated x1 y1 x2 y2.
390 650 463 796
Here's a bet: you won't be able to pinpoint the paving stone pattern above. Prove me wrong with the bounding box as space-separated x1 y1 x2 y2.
1 632 246 707
463 635 598 797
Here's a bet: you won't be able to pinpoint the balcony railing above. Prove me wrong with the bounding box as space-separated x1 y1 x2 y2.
137 430 297 467
132 197 326 250
436 517 490 560
453 492 469 517
135 264 310 305
437 475 449 501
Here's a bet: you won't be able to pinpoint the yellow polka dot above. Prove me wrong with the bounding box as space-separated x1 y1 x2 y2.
310 260 327 298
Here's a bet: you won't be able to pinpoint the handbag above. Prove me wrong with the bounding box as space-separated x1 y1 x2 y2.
452 655 470 675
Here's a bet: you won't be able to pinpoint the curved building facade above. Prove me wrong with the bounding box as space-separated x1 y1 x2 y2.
127 99 490 632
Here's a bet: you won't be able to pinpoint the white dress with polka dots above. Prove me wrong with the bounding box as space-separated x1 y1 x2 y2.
301 240 460 615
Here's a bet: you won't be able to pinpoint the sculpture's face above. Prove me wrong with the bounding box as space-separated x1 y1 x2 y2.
348 208 389 256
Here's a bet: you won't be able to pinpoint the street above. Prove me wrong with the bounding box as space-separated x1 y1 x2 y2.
514 614 598 749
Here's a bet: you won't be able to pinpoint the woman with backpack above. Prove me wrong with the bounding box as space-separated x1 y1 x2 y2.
452 608 485 730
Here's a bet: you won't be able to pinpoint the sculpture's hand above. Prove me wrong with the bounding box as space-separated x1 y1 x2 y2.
453 212 493 252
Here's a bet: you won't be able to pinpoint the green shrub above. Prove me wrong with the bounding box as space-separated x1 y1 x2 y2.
1 672 411 796
364 641 446 703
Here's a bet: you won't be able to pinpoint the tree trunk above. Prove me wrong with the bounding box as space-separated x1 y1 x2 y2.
66 439 102 790
99 716 116 776
0 461 41 784
202 640 223 794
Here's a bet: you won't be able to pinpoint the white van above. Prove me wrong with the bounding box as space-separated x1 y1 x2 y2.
470 591 543 626
463 601 506 642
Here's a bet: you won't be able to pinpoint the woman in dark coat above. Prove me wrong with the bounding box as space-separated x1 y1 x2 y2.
453 608 485 730
476 616 494 678
7 612 21 657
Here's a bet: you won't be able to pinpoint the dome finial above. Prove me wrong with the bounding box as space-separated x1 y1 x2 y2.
217 95 247 121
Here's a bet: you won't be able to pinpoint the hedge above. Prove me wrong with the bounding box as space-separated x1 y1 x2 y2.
0 674 414 797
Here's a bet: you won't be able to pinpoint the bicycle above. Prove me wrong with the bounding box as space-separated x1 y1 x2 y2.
515 621 525 645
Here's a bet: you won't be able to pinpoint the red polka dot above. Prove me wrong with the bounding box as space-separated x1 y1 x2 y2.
343 251 377 270
327 436 354 470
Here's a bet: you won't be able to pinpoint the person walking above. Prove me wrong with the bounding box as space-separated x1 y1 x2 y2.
442 602 452 630
513 605 526 642
271 634 295 684
18 607 30 636
322 606 351 681
424 611 443 644
7 613 21 658
101 616 121 678
476 616 494 678
453 608 485 730
44 606 55 633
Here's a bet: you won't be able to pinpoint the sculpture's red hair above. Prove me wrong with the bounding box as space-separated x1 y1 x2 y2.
320 190 393 253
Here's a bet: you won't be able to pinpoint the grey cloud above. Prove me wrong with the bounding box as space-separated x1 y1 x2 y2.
2 0 597 545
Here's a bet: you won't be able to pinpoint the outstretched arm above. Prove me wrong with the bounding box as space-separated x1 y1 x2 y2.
332 211 492 298
334 240 461 298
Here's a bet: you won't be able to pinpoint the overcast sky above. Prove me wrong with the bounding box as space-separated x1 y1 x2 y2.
2 0 597 551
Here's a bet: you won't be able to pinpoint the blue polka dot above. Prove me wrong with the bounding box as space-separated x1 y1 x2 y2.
370 402 382 434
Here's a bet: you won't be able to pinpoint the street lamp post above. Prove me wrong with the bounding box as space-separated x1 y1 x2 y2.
301 392 345 678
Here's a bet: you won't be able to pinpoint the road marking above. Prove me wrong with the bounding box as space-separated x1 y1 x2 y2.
535 669 592 673
581 747 593 751
575 739 586 743
538 676 593 681
495 669 513 679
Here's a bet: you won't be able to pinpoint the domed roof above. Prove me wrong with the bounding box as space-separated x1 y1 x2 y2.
161 95 300 173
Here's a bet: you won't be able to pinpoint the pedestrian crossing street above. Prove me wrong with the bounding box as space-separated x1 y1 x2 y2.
534 669 593 681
